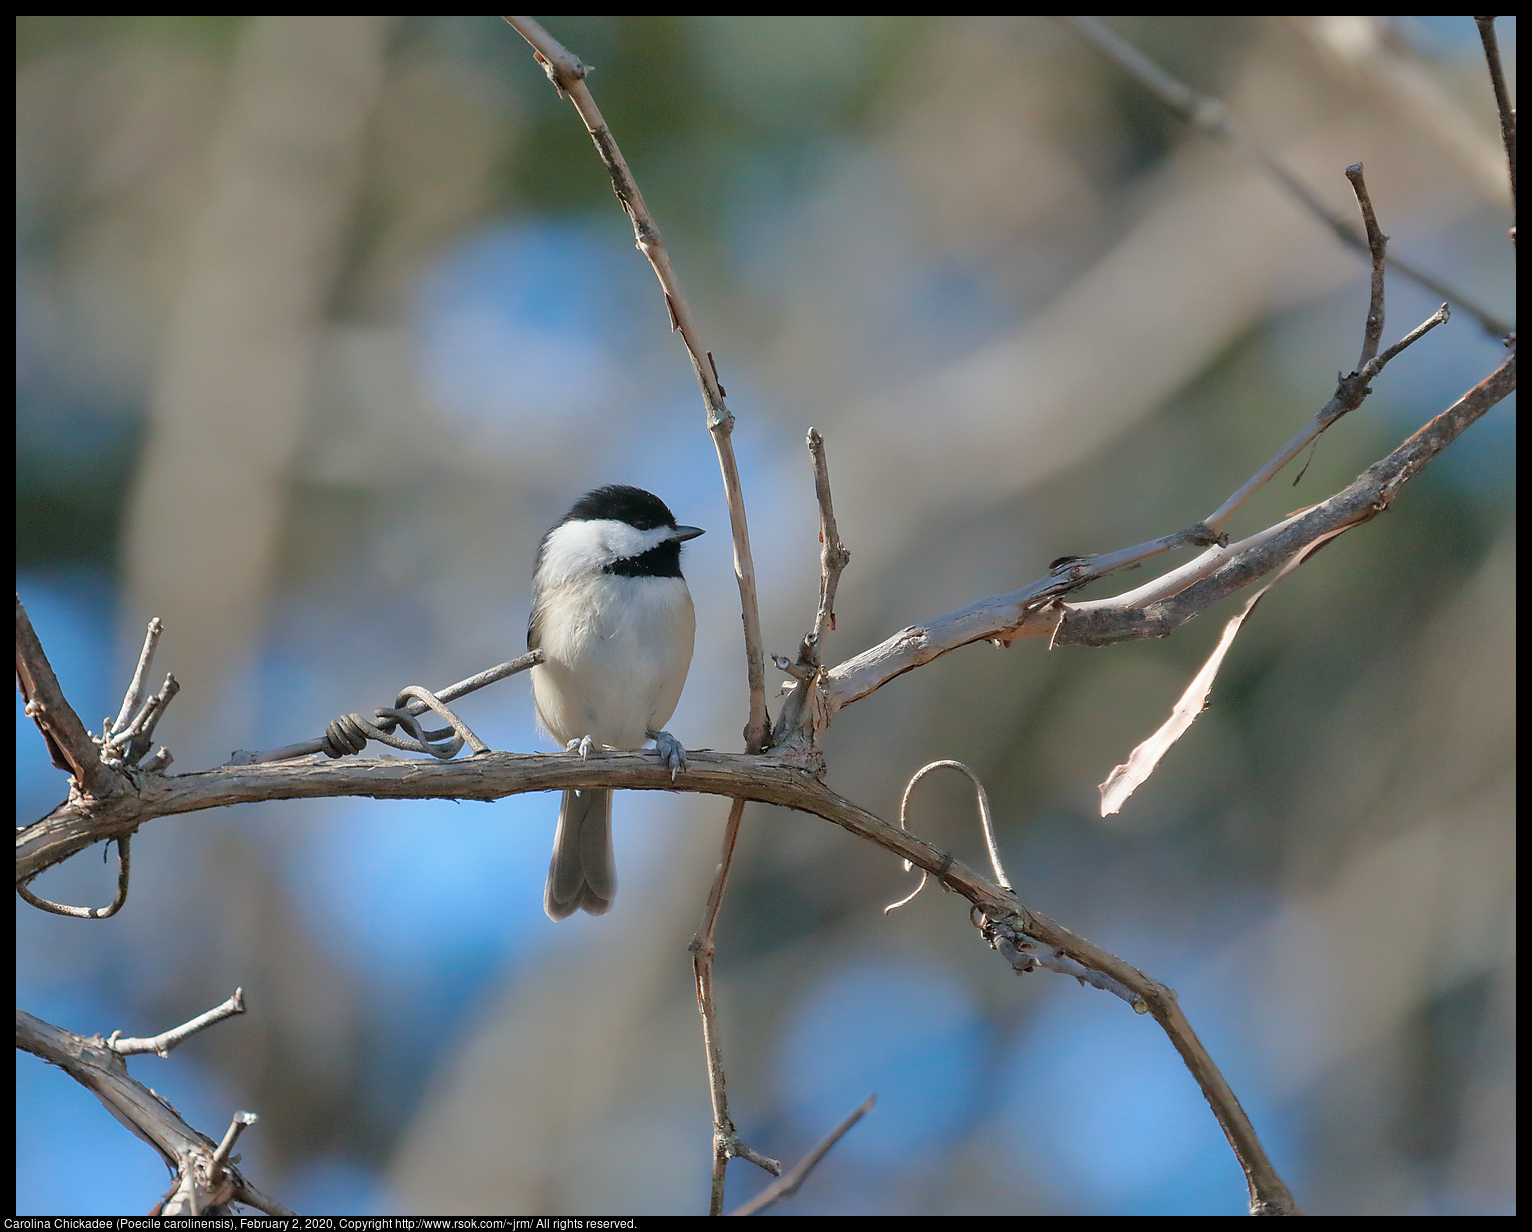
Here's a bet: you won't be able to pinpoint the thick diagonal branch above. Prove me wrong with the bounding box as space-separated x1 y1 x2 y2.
16 595 125 800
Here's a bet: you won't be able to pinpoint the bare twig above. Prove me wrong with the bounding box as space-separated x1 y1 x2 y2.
107 988 246 1057
16 1007 293 1216
110 617 164 737
691 799 781 1215
503 15 770 754
16 595 125 799
808 429 851 648
1345 163 1387 366
729 1094 876 1216
1204 302 1449 535
1043 522 1227 587
207 1110 258 1186
1474 16 1516 226
1056 15 1513 339
108 672 180 768
17 834 131 919
773 430 852 755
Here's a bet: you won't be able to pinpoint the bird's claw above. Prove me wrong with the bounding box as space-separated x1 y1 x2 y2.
566 735 595 760
650 729 688 781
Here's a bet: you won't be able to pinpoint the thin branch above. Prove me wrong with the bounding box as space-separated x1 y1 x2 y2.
17 834 131 919
107 988 246 1057
729 1094 876 1216
503 15 770 754
1203 302 1449 535
16 595 126 799
207 1110 258 1187
110 617 164 737
1474 16 1516 224
772 429 853 755
691 799 781 1215
808 429 851 648
974 910 1298 1214
1043 522 1227 587
1345 163 1387 366
1055 15 1513 339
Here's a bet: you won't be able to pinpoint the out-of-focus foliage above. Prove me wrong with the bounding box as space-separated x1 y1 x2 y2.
17 16 1514 1217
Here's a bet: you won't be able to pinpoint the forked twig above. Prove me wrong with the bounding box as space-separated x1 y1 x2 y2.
107 988 246 1057
110 618 164 739
729 1095 876 1216
1345 163 1388 367
772 429 852 754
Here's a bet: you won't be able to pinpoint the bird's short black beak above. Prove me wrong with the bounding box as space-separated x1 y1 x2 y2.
670 525 705 543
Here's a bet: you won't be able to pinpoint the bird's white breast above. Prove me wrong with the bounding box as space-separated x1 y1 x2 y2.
531 570 696 749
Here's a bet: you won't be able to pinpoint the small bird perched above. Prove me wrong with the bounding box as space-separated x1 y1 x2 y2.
529 485 703 920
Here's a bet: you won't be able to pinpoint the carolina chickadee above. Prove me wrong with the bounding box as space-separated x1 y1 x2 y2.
529 485 704 920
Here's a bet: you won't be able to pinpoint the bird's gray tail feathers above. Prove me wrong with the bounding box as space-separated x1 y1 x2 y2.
545 788 615 920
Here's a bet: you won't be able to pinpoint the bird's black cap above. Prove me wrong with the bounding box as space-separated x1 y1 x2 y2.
561 485 680 531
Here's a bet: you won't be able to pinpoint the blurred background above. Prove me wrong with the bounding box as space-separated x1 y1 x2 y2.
16 15 1514 1216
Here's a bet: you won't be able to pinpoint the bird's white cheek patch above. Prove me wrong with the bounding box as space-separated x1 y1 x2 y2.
539 519 676 589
